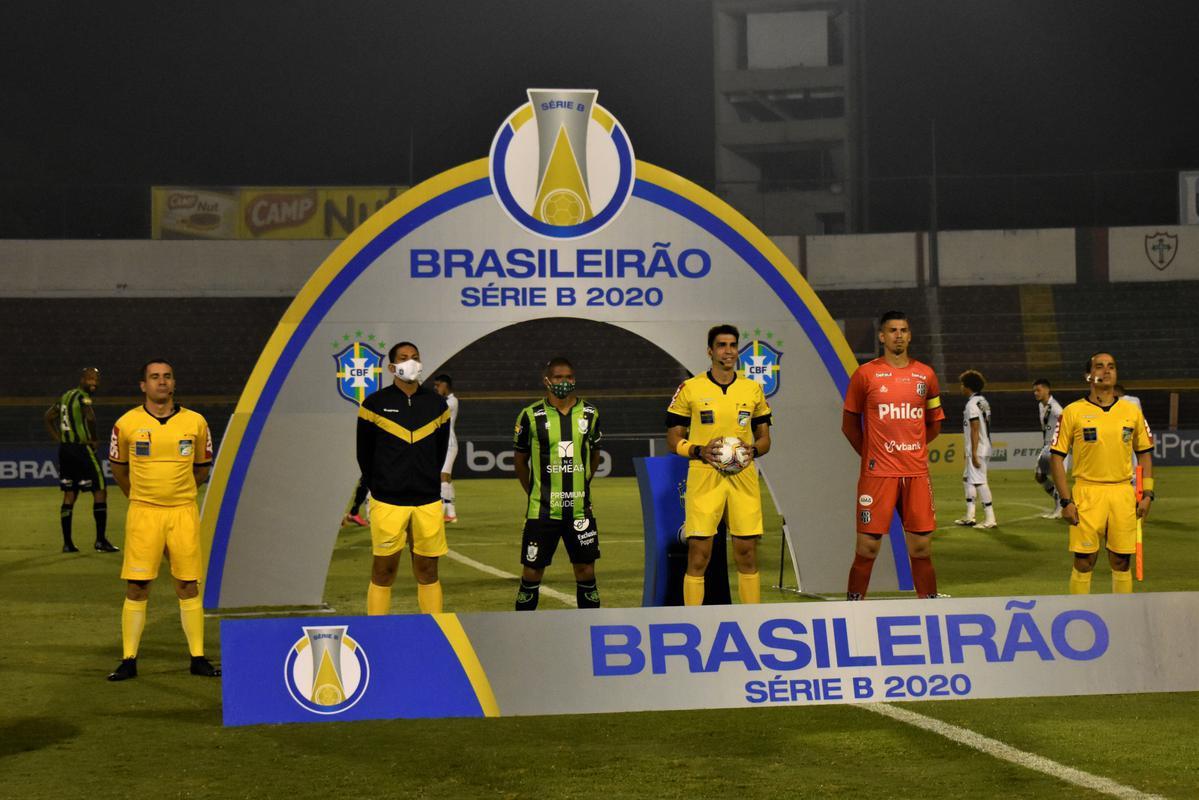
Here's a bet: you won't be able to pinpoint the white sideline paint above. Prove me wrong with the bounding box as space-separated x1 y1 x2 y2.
445 549 576 607
862 703 1167 800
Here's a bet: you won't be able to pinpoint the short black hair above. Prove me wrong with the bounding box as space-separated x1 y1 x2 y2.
707 324 739 348
433 374 453 388
140 359 173 380
1032 378 1051 389
544 357 574 376
878 310 907 329
389 341 419 362
959 369 985 394
1085 351 1116 373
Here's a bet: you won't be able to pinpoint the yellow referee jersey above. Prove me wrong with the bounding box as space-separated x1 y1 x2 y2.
109 406 213 506
1050 397 1152 483
667 371 771 466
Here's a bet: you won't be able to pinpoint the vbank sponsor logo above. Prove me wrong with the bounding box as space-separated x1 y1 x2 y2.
284 625 370 715
490 89 635 239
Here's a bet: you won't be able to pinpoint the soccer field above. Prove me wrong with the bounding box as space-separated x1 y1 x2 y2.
3 469 1197 799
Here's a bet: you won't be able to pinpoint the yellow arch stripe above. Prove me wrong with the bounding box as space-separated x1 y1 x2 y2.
200 161 490 570
433 614 500 717
634 161 859 378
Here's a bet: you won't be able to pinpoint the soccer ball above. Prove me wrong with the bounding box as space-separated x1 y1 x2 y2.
711 436 752 474
540 189 585 226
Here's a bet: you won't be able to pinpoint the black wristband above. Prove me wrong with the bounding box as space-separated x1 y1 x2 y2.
751 446 759 458
1060 497 1074 508
1144 490 1155 501
689 445 701 460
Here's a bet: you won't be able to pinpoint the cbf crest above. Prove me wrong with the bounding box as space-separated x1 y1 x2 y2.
739 334 783 398
490 88 635 239
333 339 385 406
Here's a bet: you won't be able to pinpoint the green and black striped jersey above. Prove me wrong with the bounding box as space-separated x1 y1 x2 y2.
57 388 95 444
513 399 602 521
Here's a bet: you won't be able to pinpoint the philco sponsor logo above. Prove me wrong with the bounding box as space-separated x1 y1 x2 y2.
878 403 924 420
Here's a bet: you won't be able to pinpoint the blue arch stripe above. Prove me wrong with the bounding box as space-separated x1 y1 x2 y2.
204 178 492 607
631 180 913 592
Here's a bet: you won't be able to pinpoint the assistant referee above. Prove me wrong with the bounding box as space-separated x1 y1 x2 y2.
1050 352 1154 594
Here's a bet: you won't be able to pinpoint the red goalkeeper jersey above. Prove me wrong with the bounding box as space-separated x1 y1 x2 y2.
844 358 944 477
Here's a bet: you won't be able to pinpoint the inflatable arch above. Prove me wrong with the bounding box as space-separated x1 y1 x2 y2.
199 93 911 608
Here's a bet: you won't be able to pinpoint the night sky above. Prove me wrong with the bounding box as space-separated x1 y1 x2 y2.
6 0 1198 235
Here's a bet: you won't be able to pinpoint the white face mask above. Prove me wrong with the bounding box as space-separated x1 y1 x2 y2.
392 359 422 383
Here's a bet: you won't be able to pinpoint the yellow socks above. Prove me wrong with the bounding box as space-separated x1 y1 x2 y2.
1069 568 1092 595
683 574 705 606
179 596 206 657
1112 569 1133 594
737 571 761 604
417 581 443 614
366 582 392 615
121 598 148 659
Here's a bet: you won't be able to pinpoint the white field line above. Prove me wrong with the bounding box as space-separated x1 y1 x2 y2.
444 548 576 607
861 703 1168 800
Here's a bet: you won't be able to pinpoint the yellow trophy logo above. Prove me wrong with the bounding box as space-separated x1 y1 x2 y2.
285 625 370 714
490 88 635 239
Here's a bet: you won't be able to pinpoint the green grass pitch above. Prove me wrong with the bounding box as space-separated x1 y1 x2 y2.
2 468 1196 798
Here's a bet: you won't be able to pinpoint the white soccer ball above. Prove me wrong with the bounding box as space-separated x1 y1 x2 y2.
711 436 752 474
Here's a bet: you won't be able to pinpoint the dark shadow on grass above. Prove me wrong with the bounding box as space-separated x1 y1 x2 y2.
1141 518 1193 532
982 531 1042 552
111 705 222 726
0 717 80 757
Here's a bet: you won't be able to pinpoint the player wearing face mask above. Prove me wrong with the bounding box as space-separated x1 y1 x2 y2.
356 341 452 615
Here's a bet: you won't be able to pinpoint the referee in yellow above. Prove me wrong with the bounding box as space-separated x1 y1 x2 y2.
1050 352 1154 594
106 360 220 680
666 325 772 606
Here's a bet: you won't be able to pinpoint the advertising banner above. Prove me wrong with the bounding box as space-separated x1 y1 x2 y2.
151 186 408 239
0 446 112 488
925 432 1045 475
1154 429 1199 466
151 187 239 239
220 592 1199 726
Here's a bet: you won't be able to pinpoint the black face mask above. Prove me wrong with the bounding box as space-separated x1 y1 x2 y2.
548 380 576 398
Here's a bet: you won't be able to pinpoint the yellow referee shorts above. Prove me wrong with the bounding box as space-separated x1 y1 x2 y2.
683 464 763 538
1069 481 1137 555
370 499 448 558
121 501 202 582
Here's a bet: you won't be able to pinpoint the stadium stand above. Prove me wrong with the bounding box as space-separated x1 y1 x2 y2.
3 284 1193 447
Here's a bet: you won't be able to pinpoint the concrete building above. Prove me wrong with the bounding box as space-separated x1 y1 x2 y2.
713 0 865 234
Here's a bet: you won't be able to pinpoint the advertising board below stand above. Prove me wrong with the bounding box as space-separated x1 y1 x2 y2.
151 185 408 240
7 430 1194 488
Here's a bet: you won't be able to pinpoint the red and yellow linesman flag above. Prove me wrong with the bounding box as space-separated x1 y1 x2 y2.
1135 465 1144 581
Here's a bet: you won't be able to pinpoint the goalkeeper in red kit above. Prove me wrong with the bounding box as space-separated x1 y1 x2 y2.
841 311 946 599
